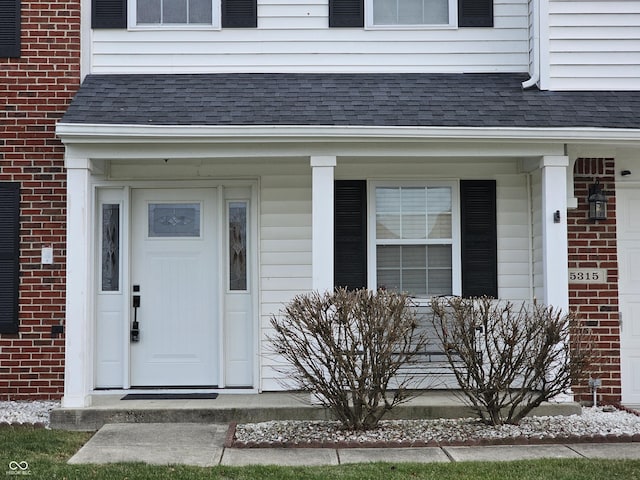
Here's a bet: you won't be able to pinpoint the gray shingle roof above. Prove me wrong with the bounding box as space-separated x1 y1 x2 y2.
60 73 640 129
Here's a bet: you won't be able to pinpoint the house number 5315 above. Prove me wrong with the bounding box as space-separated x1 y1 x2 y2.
568 268 607 283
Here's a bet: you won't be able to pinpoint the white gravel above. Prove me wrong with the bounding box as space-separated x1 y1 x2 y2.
235 407 640 446
0 401 60 428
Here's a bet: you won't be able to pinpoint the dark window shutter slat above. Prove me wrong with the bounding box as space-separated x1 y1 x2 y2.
334 180 367 290
222 0 257 28
460 180 497 298
93 0 127 29
0 0 20 57
458 0 493 27
0 183 20 334
329 0 363 27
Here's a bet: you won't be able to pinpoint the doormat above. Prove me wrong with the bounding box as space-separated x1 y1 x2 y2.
121 393 219 400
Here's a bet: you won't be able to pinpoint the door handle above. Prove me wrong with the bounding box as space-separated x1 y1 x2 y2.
131 287 141 342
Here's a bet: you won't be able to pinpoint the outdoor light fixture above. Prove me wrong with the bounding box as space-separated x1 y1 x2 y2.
588 180 607 220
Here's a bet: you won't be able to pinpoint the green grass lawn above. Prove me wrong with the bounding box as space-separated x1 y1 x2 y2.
3 425 640 480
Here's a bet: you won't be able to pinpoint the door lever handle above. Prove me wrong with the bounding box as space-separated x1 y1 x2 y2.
131 293 141 342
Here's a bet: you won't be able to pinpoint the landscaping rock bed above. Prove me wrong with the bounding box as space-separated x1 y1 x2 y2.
0 401 60 428
230 406 640 448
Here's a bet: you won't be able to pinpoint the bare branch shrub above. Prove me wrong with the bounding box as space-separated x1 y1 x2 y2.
430 296 596 425
268 288 429 431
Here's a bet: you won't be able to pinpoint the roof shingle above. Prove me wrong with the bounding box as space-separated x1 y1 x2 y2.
60 73 640 129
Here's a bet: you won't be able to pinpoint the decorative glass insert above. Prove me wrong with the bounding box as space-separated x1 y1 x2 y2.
229 201 248 291
375 185 453 297
137 0 213 25
102 204 120 292
148 203 201 237
372 0 449 25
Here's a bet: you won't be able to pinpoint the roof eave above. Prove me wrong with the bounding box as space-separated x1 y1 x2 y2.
55 123 640 146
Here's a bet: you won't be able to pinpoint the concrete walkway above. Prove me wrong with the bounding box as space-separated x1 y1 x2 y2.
67 423 640 467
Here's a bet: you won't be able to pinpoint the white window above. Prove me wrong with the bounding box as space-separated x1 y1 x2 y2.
134 0 218 27
367 0 455 27
369 182 460 298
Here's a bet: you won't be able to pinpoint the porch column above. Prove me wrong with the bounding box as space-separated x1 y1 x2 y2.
62 156 93 407
540 155 569 312
311 156 336 292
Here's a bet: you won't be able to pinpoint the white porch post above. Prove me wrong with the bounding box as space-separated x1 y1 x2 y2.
540 155 572 403
540 155 569 312
62 156 93 407
310 156 336 292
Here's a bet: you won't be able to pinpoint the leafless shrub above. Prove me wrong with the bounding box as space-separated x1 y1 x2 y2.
430 296 596 425
268 288 429 431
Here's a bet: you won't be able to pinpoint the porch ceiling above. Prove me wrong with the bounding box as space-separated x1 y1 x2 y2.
60 73 640 130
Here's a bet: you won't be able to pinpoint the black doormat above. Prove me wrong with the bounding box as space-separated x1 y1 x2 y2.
121 393 219 400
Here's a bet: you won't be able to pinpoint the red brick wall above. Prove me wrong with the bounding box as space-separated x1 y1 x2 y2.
0 1 80 400
569 158 621 405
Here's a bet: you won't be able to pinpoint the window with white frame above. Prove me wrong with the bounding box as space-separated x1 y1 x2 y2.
136 0 215 26
372 183 458 297
368 0 454 27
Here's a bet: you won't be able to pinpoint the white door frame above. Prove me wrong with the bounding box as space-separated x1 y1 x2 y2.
93 179 259 393
617 183 640 405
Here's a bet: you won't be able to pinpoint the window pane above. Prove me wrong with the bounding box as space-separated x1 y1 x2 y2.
377 245 400 269
427 244 452 295
189 0 212 23
428 269 452 295
148 203 200 237
229 202 248 291
403 269 427 296
377 246 400 292
402 214 426 239
163 0 188 23
376 187 400 213
138 0 161 23
372 0 396 25
398 0 423 24
402 187 426 212
372 0 449 25
427 244 451 268
377 269 401 292
102 204 120 292
402 245 426 268
401 188 426 239
377 214 401 239
427 187 451 214
427 187 452 239
424 0 448 23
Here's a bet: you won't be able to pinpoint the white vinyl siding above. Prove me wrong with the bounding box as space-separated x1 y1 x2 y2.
91 0 529 73
259 170 313 391
547 1 640 90
530 169 544 300
496 174 533 301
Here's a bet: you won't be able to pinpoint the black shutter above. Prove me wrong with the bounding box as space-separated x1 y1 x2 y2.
0 0 20 57
0 183 20 334
460 180 497 298
458 0 493 27
334 181 367 290
222 0 257 28
92 0 127 29
329 0 363 27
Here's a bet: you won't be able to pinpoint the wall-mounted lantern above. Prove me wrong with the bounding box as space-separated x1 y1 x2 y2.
588 180 607 220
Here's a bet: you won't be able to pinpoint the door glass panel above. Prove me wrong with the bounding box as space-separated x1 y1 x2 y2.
229 201 248 291
148 203 201 237
101 204 120 292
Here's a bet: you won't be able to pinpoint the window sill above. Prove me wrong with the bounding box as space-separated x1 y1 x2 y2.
364 24 457 31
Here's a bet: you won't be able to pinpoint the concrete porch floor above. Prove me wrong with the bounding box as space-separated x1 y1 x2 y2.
50 391 582 431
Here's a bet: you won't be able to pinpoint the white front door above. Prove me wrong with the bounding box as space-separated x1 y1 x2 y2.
618 187 640 404
130 188 219 387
